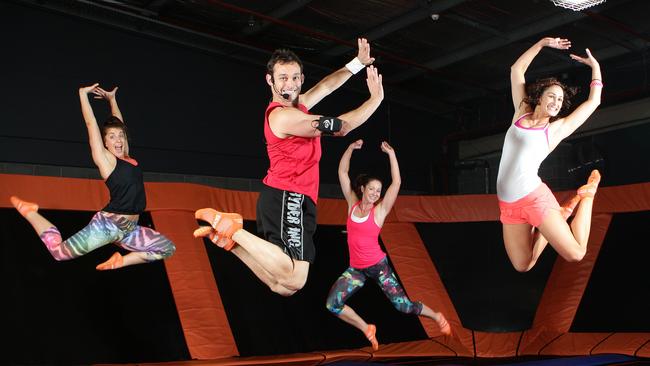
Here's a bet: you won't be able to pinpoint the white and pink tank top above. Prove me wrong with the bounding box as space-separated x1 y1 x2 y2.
496 113 550 202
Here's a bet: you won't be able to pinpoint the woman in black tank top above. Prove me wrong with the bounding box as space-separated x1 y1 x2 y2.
10 84 175 270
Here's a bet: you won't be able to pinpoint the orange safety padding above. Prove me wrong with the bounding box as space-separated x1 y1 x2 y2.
146 182 349 225
97 352 325 366
517 329 563 357
512 331 650 357
537 333 615 356
145 182 259 220
190 353 325 365
637 341 650 358
594 182 650 213
529 214 612 333
379 223 473 356
392 183 650 223
368 339 459 360
590 333 650 356
394 194 500 223
312 197 348 225
319 349 372 363
518 214 612 356
151 211 238 359
0 174 108 211
0 173 356 360
474 331 523 357
3 173 650 360
393 191 576 223
5 174 649 225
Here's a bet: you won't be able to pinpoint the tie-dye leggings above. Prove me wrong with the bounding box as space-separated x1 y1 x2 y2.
39 211 175 262
326 256 423 315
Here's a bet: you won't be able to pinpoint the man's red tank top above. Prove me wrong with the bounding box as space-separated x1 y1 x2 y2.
262 102 321 203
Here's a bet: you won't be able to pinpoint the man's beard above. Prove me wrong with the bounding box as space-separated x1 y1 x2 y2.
276 83 301 106
286 87 301 107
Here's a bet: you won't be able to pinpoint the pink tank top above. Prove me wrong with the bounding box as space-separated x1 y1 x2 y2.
346 202 386 269
262 102 322 204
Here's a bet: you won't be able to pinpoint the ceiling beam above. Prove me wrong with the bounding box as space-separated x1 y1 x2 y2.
322 0 467 57
204 0 483 102
391 0 635 84
14 0 449 115
572 23 638 52
146 0 175 13
241 0 314 36
444 12 505 38
585 9 650 43
390 9 586 83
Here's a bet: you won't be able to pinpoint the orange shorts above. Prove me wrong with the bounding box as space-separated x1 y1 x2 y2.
498 183 560 227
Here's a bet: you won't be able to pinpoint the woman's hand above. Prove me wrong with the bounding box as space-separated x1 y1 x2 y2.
542 37 571 50
570 48 599 69
92 86 118 100
349 139 363 150
79 83 99 95
380 141 395 155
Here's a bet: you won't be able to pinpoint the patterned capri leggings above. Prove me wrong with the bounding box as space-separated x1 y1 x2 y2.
39 211 176 262
326 256 423 316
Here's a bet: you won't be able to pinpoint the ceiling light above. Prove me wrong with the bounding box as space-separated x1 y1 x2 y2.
550 0 606 11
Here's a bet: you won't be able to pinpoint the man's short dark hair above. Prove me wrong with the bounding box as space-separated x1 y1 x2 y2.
267 49 303 76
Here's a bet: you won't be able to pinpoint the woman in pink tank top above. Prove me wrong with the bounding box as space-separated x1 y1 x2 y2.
325 140 450 351
498 37 603 272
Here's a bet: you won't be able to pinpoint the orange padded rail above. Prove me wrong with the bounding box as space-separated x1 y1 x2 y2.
380 222 473 356
151 210 238 359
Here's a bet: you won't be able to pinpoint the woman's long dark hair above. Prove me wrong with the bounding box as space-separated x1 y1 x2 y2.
522 77 578 121
353 174 382 200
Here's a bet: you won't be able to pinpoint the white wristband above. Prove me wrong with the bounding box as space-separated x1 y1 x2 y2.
345 57 365 74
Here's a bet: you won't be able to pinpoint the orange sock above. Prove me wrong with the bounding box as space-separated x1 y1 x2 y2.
195 208 243 241
10 196 38 218
577 170 601 198
96 252 124 271
365 324 379 351
435 313 452 336
193 226 237 251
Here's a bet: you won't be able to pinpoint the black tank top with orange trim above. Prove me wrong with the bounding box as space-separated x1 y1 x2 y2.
103 158 146 215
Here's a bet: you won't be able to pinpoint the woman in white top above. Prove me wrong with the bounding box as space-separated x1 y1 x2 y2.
496 37 602 272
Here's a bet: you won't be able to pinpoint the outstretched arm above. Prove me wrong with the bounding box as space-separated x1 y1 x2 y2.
93 86 123 122
511 37 571 118
301 38 375 109
335 65 383 136
269 66 384 138
339 139 363 209
79 83 114 177
375 142 400 226
550 48 602 144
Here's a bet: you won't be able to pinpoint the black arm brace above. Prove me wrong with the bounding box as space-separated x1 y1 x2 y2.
313 116 343 135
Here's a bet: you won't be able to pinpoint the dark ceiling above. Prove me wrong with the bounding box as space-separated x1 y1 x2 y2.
20 0 650 136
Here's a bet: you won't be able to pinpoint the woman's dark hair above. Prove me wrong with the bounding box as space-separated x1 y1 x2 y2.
523 77 578 121
353 174 382 199
266 48 303 77
101 115 127 139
